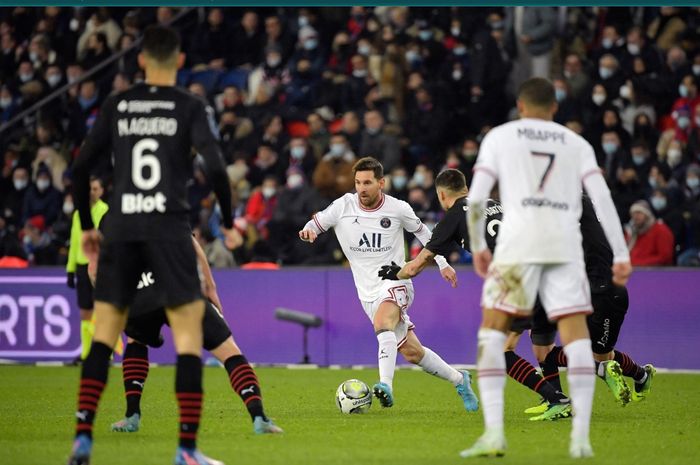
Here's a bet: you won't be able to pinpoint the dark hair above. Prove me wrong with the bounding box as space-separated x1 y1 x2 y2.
518 77 555 108
141 25 180 62
353 156 384 180
435 169 466 193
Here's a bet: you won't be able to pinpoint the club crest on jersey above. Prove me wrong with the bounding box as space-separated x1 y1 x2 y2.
380 217 391 228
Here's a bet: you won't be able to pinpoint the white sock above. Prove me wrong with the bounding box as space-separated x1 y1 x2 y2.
377 331 398 389
564 339 596 441
477 328 507 434
418 347 463 386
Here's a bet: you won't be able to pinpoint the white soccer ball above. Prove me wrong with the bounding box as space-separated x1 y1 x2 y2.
335 379 372 414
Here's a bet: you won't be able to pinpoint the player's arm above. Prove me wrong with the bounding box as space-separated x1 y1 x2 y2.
191 235 224 312
299 198 342 243
467 171 497 277
580 150 632 286
190 99 235 245
399 247 436 279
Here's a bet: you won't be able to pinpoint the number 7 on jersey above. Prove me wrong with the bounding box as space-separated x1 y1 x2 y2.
531 151 555 191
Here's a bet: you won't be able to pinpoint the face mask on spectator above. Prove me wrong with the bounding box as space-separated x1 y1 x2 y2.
23 234 32 245
650 196 667 211
687 176 700 190
262 186 276 199
303 39 318 51
679 84 689 98
405 50 420 64
619 85 631 99
352 69 368 78
0 97 11 109
627 43 640 55
287 174 303 189
677 116 690 129
290 146 306 159
357 44 371 56
489 20 504 30
330 143 345 156
602 141 618 155
267 56 281 67
462 149 478 160
70 18 80 31
632 154 646 166
79 95 97 110
63 201 74 215
592 93 606 106
693 64 700 76
19 72 33 83
29 51 39 63
648 176 658 189
451 27 461 37
392 175 407 190
453 46 467 56
366 126 380 135
13 178 27 190
555 88 566 102
418 30 433 41
412 172 426 186
602 38 613 49
452 70 462 81
599 67 613 80
667 149 682 167
47 74 61 87
37 178 50 192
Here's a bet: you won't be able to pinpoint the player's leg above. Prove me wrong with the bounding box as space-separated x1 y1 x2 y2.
370 300 401 407
399 330 478 412
204 304 282 434
77 264 95 362
541 262 595 459
111 338 148 432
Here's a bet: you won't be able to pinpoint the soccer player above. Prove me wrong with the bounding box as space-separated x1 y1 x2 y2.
101 236 282 435
464 78 631 459
68 25 237 465
66 176 109 363
298 157 479 412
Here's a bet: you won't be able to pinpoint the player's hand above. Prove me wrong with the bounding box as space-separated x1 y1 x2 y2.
67 272 76 289
221 226 243 250
472 248 492 279
299 229 317 243
378 262 401 280
203 281 223 312
612 261 632 287
440 265 458 288
81 229 102 259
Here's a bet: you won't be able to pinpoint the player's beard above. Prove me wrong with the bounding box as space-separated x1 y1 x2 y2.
359 191 380 208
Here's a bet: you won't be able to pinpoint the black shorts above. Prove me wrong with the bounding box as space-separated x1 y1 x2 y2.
588 286 629 354
125 301 232 351
75 264 94 310
94 239 201 310
509 299 557 346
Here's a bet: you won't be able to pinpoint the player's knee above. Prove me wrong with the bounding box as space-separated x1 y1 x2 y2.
400 345 424 364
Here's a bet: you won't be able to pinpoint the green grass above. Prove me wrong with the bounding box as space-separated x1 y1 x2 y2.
1 366 698 465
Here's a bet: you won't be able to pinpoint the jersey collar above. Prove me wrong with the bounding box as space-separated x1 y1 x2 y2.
358 193 385 212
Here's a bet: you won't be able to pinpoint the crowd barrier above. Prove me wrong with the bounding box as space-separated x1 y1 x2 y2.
1 267 698 369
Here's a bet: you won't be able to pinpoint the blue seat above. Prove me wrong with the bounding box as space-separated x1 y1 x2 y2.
218 68 250 91
189 69 223 94
176 69 192 87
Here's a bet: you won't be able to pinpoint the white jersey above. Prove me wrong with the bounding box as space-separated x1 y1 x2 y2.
308 193 442 302
473 118 600 263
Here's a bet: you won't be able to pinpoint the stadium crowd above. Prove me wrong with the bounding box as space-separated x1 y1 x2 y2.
0 6 699 267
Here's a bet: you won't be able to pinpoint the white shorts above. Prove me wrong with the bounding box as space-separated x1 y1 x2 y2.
361 281 415 347
481 261 593 321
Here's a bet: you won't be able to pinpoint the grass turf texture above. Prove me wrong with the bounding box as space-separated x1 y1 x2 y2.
1 366 697 465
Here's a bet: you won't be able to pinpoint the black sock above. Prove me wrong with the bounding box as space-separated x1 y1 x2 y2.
122 342 149 417
541 346 566 393
176 355 202 449
614 350 646 382
75 342 112 439
505 351 566 404
224 354 265 421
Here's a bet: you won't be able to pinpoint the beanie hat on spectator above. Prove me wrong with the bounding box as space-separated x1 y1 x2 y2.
27 215 46 232
630 200 655 220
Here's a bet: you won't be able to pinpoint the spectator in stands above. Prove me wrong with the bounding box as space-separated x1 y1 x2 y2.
21 214 56 265
244 175 279 242
505 6 557 90
258 114 289 156
306 111 330 159
0 85 19 123
404 86 447 167
263 14 294 62
621 26 662 75
359 110 400 172
79 31 110 71
188 7 230 70
76 7 121 60
67 79 101 145
597 53 625 100
246 44 288 107
3 166 30 228
626 200 675 266
563 53 590 100
112 71 131 93
282 137 316 179
218 109 255 162
231 11 263 68
44 64 65 90
553 77 581 125
248 143 284 187
339 111 362 154
388 165 409 202
31 146 67 191
0 215 26 262
21 164 61 227
313 133 356 200
285 57 320 110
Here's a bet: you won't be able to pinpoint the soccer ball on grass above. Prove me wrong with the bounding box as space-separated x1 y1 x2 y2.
335 379 372 414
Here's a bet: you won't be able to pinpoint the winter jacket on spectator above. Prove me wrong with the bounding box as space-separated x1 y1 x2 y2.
626 200 675 266
505 6 556 57
313 150 356 200
359 129 400 173
22 169 62 227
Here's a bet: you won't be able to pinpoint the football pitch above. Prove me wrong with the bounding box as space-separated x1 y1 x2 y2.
1 366 698 465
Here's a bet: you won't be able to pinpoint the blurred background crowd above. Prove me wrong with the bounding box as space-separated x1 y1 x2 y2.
1 6 699 268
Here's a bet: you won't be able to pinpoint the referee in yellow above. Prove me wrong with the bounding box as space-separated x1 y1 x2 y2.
67 176 109 363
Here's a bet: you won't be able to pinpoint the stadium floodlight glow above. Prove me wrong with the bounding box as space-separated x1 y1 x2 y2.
274 308 323 364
